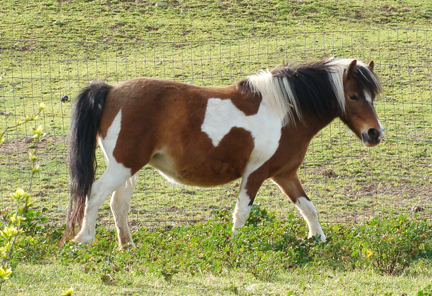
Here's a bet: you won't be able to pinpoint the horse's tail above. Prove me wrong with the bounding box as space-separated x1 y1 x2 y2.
59 81 112 246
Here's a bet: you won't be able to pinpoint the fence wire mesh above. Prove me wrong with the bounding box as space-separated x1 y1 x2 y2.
0 29 431 229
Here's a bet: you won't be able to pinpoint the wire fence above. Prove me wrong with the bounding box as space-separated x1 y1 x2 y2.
0 29 431 229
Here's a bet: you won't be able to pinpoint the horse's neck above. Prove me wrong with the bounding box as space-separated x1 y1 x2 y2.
296 112 338 137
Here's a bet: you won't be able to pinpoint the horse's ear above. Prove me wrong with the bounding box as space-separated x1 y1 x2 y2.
346 60 357 79
368 60 375 72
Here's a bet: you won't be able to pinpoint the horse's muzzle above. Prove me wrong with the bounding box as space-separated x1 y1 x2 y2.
362 128 383 147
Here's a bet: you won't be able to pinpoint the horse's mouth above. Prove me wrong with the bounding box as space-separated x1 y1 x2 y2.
361 132 382 147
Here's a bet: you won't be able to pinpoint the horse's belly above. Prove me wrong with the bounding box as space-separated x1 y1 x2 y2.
148 151 242 187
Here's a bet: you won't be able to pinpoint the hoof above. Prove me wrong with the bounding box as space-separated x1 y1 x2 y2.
72 233 94 245
309 233 326 243
118 242 136 251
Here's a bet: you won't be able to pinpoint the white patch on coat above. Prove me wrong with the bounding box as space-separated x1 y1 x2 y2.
201 98 282 175
295 196 326 242
364 91 373 103
378 119 384 136
99 109 123 161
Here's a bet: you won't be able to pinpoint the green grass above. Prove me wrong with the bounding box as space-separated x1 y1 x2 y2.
2 210 432 295
1 0 432 43
4 263 432 295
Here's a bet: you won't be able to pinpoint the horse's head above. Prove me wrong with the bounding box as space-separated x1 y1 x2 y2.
340 60 383 147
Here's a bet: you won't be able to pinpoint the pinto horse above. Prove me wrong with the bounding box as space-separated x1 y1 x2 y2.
61 58 383 249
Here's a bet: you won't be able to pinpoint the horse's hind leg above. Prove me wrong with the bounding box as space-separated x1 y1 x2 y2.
73 162 132 244
272 172 326 242
110 175 137 250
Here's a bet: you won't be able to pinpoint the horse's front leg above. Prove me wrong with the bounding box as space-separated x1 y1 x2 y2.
272 172 326 242
232 169 267 235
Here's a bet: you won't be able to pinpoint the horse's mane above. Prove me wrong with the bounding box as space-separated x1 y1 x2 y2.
242 58 382 125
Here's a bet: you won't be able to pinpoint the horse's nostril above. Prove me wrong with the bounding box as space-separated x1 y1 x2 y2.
368 128 380 139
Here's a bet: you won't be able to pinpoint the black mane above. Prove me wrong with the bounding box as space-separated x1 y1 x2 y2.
354 64 382 96
273 60 341 120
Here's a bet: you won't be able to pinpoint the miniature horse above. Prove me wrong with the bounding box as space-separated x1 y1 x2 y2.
61 58 383 249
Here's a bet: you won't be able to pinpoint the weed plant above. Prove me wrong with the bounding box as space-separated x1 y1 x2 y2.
8 204 431 286
0 104 46 290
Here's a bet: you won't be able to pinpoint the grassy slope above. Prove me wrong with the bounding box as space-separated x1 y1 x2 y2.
0 0 431 43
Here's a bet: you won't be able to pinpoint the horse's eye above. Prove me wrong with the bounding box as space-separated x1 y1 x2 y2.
348 93 358 101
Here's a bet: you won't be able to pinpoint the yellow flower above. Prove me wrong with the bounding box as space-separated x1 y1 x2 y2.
62 288 73 296
0 267 12 280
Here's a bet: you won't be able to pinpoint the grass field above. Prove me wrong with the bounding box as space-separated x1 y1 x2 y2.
0 0 431 295
6 262 432 295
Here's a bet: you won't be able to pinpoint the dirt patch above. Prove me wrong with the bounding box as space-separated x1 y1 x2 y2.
0 135 68 161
